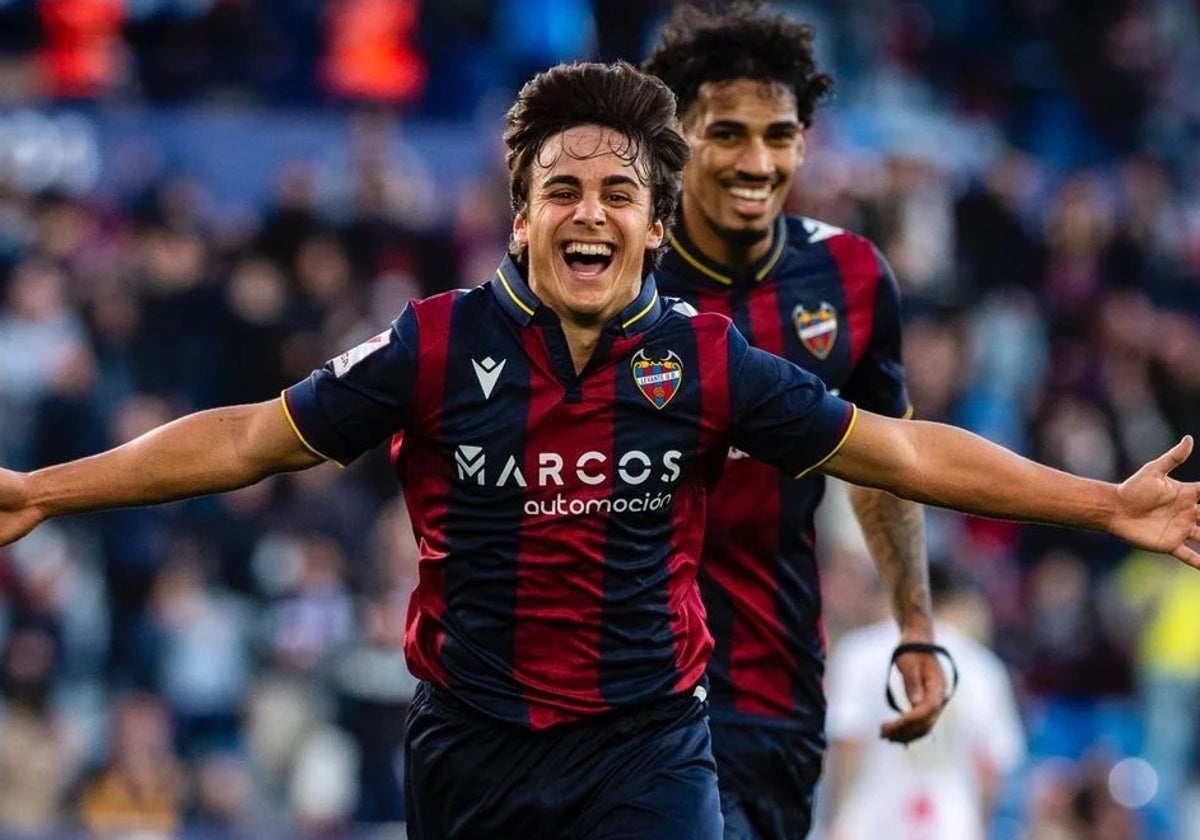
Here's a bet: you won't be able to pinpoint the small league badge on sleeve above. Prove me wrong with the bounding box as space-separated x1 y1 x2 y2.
331 330 391 377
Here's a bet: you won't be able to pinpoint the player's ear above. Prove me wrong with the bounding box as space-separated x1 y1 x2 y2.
645 218 664 250
512 212 529 248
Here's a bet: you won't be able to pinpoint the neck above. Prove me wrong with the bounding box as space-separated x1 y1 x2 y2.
560 321 602 374
681 198 775 276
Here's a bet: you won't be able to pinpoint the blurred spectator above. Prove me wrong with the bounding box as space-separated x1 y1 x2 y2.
338 142 455 296
188 749 262 838
147 543 253 759
287 721 359 834
0 256 91 469
288 232 361 350
334 590 415 824
31 345 106 468
0 624 76 833
334 501 420 824
262 532 355 675
219 253 292 406
131 225 225 409
1022 756 1145 840
1038 172 1117 338
1116 548 1200 839
954 147 1046 299
82 276 142 416
822 562 1026 840
77 691 187 838
255 161 327 273
96 396 197 687
244 667 328 815
1017 550 1139 765
861 153 958 305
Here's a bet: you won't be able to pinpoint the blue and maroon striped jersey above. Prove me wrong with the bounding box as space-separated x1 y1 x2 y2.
282 255 855 730
656 214 911 727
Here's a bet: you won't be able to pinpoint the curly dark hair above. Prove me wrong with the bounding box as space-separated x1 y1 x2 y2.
504 61 690 274
642 1 834 127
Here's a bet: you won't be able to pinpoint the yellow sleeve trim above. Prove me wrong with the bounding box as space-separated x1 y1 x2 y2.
794 404 858 479
278 392 347 469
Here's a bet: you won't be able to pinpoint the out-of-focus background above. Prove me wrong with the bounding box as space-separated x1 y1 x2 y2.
0 1 1197 838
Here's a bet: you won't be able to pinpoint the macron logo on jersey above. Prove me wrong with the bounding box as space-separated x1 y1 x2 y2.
472 356 506 399
332 330 391 378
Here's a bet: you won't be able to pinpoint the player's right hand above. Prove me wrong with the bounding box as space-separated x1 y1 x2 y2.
880 645 946 744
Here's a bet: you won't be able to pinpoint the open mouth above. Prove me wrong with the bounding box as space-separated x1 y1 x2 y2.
728 185 773 202
562 241 614 278
726 183 776 214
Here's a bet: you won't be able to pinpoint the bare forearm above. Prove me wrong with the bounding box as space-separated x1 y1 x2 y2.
27 400 319 519
827 414 1116 532
846 484 932 634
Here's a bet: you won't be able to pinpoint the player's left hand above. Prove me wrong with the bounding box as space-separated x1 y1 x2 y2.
1110 436 1200 568
879 641 949 744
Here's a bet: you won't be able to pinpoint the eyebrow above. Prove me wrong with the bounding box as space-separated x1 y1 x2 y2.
706 119 802 133
541 174 642 189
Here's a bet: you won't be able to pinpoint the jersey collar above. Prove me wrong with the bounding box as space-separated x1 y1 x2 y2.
492 255 540 326
665 211 788 286
491 255 665 337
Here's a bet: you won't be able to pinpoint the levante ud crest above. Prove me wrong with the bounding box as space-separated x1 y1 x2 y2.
631 349 683 409
793 302 838 360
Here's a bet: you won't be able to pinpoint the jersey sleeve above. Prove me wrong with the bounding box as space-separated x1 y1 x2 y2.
841 245 910 418
727 324 856 477
281 303 419 466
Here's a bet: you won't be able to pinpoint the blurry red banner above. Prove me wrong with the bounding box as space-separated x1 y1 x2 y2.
321 0 426 105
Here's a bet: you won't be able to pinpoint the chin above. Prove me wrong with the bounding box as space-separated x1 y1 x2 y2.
716 223 772 248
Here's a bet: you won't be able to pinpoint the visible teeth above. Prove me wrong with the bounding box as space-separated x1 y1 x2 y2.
564 242 613 256
729 186 770 201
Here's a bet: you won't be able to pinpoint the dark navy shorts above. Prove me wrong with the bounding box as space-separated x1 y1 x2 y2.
405 681 722 840
709 719 825 840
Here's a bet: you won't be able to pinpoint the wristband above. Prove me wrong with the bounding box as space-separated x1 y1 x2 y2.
885 642 959 713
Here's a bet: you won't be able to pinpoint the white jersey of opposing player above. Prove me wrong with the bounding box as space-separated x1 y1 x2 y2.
823 620 1026 840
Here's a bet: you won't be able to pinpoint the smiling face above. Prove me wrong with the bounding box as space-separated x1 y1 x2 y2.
680 78 805 265
512 124 664 328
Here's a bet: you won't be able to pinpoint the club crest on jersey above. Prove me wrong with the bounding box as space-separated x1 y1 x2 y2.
631 349 683 410
793 302 837 360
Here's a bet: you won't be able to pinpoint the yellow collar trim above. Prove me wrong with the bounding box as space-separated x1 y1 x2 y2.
496 267 536 316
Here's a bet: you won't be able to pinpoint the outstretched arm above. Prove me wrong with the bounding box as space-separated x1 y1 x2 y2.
0 398 323 546
824 411 1200 566
846 484 944 743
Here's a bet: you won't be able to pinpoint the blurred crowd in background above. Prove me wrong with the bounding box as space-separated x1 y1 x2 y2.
0 0 1199 838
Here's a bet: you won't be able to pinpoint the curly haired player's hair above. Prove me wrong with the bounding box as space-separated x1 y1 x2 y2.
642 0 834 127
